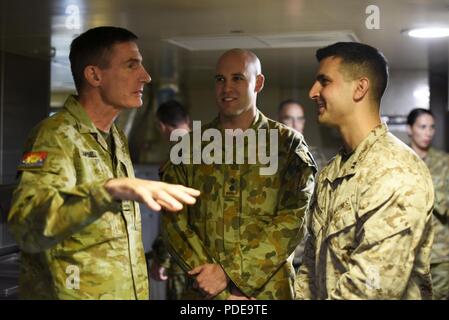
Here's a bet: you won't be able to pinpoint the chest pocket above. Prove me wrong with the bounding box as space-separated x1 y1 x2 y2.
323 198 358 254
76 150 112 182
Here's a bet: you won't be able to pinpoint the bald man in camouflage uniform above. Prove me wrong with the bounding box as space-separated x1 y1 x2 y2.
7 27 199 299
295 42 434 300
161 49 316 300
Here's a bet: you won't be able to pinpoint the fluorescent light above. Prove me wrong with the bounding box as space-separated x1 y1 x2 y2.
406 27 449 38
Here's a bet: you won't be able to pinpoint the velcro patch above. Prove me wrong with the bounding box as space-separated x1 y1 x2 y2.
19 151 48 169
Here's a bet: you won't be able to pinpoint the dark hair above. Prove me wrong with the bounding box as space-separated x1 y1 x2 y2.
156 100 190 127
316 42 389 103
407 108 434 126
69 26 138 93
278 99 304 113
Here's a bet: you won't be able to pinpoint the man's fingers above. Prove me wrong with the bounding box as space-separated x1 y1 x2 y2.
165 185 200 205
143 195 162 211
181 185 201 197
154 191 183 212
188 265 204 275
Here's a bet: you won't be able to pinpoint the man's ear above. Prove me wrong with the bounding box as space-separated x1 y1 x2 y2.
353 77 369 102
84 65 102 87
255 74 265 93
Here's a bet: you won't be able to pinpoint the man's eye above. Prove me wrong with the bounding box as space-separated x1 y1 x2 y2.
215 77 224 82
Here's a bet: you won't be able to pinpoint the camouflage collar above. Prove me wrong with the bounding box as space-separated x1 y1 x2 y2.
63 95 100 134
210 108 266 132
63 95 122 152
324 123 388 183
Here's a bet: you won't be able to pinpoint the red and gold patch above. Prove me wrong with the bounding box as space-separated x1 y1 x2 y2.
19 151 48 169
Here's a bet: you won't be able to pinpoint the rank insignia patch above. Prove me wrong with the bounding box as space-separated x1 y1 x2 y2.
19 151 48 169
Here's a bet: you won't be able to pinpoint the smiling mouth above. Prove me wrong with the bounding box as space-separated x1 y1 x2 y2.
316 100 326 113
222 97 236 102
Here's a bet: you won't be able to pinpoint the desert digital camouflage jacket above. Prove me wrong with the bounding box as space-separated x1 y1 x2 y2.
161 110 316 299
295 124 434 300
8 95 149 300
424 148 449 264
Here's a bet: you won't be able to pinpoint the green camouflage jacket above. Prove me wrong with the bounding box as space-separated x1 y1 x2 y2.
161 110 316 299
296 124 434 300
8 95 149 299
423 148 449 264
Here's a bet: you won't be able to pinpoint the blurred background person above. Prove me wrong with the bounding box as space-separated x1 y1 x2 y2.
149 100 191 300
278 99 326 271
278 99 327 171
407 108 449 300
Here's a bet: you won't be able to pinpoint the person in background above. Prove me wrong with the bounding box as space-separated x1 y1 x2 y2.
278 99 327 171
278 99 328 271
7 26 199 300
407 108 449 300
150 100 191 300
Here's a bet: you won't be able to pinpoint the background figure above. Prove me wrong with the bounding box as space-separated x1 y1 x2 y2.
278 99 327 171
277 99 326 270
161 48 316 299
7 27 199 300
150 100 191 300
407 108 449 300
296 42 434 299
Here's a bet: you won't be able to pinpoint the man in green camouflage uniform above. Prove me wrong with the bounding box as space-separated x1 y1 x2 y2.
407 108 449 300
161 49 316 300
7 27 199 299
295 42 434 299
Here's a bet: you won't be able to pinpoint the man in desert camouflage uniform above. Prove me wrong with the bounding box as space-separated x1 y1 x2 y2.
161 49 316 300
407 108 449 300
7 27 199 300
295 42 434 299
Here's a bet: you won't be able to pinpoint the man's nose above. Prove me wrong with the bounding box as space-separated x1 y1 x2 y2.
142 68 151 83
309 82 320 100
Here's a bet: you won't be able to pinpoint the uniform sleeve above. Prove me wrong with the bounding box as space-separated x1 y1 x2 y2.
328 180 434 300
295 204 318 299
233 150 316 297
161 162 231 300
7 130 121 253
433 157 449 219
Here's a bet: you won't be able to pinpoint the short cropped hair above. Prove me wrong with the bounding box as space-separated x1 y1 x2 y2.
156 100 190 127
69 26 138 93
316 42 389 103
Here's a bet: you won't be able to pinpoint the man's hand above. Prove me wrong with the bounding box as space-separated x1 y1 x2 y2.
227 286 256 300
188 264 229 298
104 178 200 212
149 261 168 281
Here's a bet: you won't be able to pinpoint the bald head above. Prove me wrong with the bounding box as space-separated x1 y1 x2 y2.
217 49 262 76
214 48 265 122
